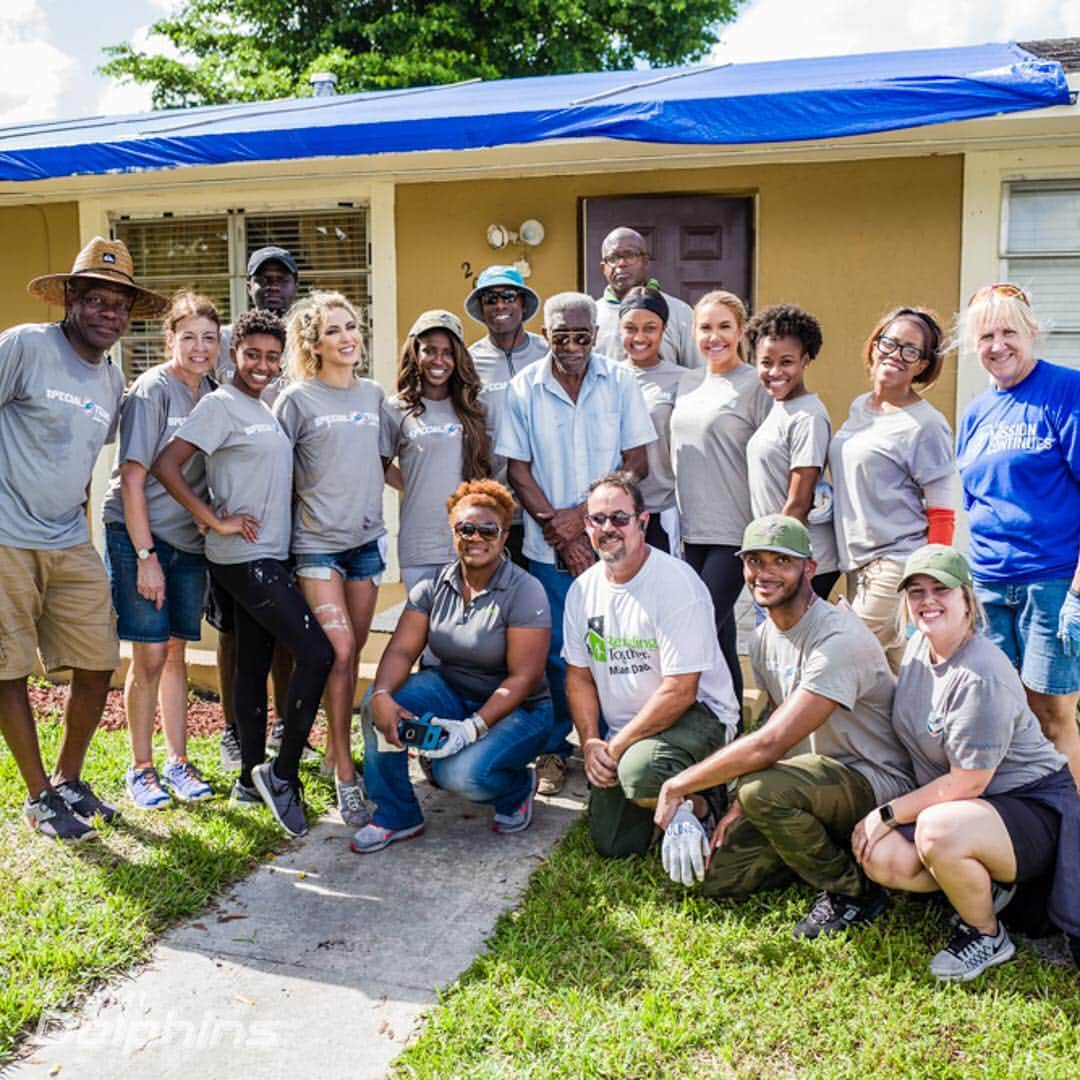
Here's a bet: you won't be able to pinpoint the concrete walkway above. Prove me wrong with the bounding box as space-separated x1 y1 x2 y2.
14 760 588 1080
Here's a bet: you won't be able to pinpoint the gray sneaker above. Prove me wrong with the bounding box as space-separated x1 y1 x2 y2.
930 921 1015 981
336 775 372 829
251 761 308 838
25 789 96 841
228 780 262 806
220 725 242 771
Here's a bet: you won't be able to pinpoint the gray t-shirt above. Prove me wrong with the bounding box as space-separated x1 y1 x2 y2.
829 394 955 571
273 376 390 554
632 358 682 513
101 363 214 553
751 598 913 804
670 363 772 545
893 632 1066 794
0 322 125 549
216 325 286 409
407 557 551 706
383 394 471 568
747 393 839 574
471 332 547 505
174 384 293 564
595 290 701 370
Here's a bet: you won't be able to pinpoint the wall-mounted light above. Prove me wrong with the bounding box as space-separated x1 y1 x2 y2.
486 219 545 276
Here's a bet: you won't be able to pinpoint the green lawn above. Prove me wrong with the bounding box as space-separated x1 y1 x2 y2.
0 716 334 1062
396 822 1079 1079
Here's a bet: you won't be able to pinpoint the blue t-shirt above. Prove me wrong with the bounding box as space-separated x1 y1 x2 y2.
956 359 1080 582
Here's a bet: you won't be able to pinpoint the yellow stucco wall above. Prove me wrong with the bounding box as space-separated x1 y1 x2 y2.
0 202 80 329
394 156 963 423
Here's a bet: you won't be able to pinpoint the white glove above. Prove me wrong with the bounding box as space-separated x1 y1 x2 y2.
421 713 488 760
661 800 709 886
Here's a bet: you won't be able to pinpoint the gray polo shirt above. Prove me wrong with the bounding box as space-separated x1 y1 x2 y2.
102 363 214 554
594 290 700 369
893 632 1066 794
829 393 955 571
751 598 914 805
670 363 772 546
0 322 125 549
407 557 552 707
174 383 293 564
746 393 839 574
273 376 391 554
632 358 682 513
383 395 471 569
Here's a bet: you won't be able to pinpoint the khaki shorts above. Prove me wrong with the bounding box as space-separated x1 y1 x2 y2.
0 543 120 678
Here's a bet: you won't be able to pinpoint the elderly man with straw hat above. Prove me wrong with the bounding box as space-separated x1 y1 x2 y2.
0 237 167 841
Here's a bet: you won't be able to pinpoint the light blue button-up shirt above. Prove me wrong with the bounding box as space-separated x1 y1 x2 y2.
496 351 656 564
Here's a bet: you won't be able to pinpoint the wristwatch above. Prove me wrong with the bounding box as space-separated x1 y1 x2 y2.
136 546 157 561
879 803 897 829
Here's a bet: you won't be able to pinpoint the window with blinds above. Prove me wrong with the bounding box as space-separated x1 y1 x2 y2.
1004 183 1080 370
112 207 371 378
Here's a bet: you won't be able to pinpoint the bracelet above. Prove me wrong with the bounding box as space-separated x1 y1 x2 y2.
370 688 392 700
467 712 489 737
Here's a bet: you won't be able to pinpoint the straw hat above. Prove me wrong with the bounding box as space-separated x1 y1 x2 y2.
27 237 169 318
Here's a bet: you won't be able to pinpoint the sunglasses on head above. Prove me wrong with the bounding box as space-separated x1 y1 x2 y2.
454 521 502 539
585 511 636 528
481 289 522 306
967 283 1031 308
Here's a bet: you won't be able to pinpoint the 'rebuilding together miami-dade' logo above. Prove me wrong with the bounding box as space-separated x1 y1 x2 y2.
586 616 606 663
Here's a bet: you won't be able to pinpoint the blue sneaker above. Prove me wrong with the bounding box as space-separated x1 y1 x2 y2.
126 765 171 810
161 758 213 802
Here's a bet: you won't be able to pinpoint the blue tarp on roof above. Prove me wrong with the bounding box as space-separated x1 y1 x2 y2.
0 42 1068 183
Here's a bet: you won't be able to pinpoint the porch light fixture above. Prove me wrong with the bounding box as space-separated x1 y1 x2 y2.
485 219 545 277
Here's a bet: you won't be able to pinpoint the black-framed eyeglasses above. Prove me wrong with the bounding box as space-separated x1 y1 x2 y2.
602 250 647 266
585 511 636 529
481 289 522 306
874 334 925 365
549 331 593 347
454 522 502 539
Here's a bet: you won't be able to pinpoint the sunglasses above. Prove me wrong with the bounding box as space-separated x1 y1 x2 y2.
874 334 925 365
549 331 593 347
585 511 636 528
481 289 522 306
966 283 1031 307
454 521 502 540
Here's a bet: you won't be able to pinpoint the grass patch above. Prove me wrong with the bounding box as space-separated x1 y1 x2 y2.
396 822 1079 1079
0 718 334 1062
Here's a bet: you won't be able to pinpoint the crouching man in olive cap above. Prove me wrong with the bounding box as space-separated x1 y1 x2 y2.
654 515 915 940
1 237 167 840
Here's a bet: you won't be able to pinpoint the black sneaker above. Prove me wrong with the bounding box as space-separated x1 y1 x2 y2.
55 777 121 824
930 920 1015 981
793 883 889 940
25 789 96 841
220 725 242 771
251 761 308 838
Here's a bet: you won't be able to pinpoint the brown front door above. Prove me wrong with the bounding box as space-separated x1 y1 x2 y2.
582 194 754 309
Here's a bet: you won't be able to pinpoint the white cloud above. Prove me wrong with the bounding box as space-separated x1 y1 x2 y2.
95 23 179 117
0 1 78 124
713 0 1080 64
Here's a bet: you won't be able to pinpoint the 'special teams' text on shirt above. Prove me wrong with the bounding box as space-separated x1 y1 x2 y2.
273 377 391 554
173 383 293 564
562 548 740 739
0 322 125 549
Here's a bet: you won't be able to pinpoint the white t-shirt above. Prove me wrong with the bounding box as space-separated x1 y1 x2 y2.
562 548 740 738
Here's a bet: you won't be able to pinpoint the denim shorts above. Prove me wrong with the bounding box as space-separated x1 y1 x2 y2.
105 522 208 644
975 576 1080 695
293 538 385 583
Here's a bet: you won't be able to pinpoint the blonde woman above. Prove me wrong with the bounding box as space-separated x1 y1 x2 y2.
273 292 390 828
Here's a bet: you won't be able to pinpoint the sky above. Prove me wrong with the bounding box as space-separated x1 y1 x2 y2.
2 0 1080 126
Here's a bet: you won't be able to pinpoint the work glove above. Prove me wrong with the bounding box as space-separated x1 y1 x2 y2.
1059 591 1080 658
421 714 488 760
661 800 709 887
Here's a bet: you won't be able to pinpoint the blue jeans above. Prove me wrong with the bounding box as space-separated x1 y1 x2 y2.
361 670 554 829
528 559 575 758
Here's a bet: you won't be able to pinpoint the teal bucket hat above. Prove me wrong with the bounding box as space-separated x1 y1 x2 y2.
465 265 541 324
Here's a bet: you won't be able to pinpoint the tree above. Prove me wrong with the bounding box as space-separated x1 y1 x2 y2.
101 0 743 109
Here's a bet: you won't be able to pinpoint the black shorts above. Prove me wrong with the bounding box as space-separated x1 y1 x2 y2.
203 571 234 636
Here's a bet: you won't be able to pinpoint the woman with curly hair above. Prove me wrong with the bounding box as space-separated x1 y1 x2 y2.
272 291 389 828
829 306 957 672
745 303 840 599
354 480 553 852
382 311 492 591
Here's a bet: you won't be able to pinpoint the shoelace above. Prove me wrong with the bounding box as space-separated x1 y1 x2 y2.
946 923 994 961
341 785 365 812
